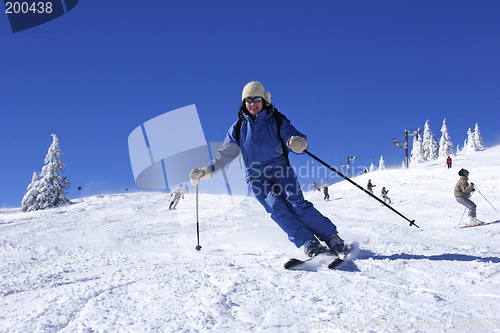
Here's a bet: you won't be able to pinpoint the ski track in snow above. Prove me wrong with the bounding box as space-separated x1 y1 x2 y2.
1 147 500 332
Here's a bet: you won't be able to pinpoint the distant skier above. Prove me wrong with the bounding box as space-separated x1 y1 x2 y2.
381 187 392 204
367 179 376 195
446 156 452 169
169 184 184 210
454 168 482 226
323 185 330 201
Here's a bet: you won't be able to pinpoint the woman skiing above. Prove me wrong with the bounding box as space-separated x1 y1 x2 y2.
189 81 345 257
454 168 482 226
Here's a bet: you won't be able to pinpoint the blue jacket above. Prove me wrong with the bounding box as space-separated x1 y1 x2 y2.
212 108 306 176
211 107 336 247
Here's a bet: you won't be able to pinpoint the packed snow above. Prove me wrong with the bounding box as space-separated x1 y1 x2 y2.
1 146 500 333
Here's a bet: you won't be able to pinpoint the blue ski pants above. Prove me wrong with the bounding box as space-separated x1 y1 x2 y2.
248 166 337 248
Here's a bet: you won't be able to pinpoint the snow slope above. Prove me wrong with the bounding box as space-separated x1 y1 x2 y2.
1 146 500 333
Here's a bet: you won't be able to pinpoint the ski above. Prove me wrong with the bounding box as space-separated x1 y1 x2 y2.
327 243 354 269
284 243 355 270
284 256 315 270
328 258 344 269
459 220 500 229
284 247 330 269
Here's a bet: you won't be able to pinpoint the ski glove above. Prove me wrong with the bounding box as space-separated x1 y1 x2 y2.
189 166 212 186
287 136 308 154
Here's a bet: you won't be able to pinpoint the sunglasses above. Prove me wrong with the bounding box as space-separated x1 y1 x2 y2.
244 97 263 103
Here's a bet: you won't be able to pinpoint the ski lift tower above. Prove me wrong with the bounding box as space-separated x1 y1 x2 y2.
340 156 357 178
393 129 420 168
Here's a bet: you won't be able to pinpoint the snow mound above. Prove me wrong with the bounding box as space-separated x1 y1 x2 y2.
1 146 499 332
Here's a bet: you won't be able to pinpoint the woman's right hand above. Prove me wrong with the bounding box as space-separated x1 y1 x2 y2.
189 166 212 185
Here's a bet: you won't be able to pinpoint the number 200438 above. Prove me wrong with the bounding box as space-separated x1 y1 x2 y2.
5 2 53 14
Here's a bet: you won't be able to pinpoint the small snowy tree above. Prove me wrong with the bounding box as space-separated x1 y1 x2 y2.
28 134 70 211
369 163 376 172
422 120 439 161
379 156 386 170
438 119 454 159
21 172 41 212
456 144 461 155
473 123 485 150
410 129 425 165
463 128 478 154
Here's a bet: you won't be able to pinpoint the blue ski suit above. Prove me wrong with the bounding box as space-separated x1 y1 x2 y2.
210 107 337 248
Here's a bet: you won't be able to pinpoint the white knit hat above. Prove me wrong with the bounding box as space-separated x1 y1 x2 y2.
242 81 271 103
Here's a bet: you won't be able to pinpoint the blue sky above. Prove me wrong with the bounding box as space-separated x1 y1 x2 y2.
1 0 499 208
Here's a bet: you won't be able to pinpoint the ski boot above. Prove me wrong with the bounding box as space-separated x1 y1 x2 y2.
466 216 484 226
327 232 345 256
303 236 326 258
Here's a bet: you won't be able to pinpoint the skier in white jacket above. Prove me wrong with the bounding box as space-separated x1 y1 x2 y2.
169 184 184 210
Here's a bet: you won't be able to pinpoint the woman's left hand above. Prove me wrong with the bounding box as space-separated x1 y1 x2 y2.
287 136 308 153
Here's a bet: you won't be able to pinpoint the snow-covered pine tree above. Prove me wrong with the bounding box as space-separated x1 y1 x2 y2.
32 134 70 210
369 163 376 172
21 171 41 212
438 119 454 159
473 123 485 150
379 156 386 170
410 129 425 165
463 128 478 154
430 138 439 160
456 144 461 155
422 120 439 161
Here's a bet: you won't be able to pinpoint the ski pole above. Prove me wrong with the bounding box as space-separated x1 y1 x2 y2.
304 150 419 228
459 207 467 225
195 184 202 251
473 185 498 212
